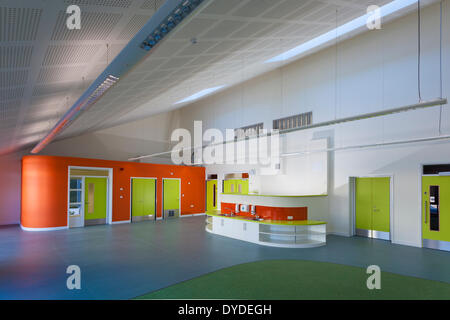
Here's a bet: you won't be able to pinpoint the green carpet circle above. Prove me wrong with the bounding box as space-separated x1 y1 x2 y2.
135 259 450 300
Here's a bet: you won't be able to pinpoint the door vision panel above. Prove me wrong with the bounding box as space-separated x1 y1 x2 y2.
355 177 390 240
422 176 450 251
132 178 156 222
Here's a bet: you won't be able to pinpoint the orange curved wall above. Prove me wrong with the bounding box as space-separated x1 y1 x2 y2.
21 155 205 229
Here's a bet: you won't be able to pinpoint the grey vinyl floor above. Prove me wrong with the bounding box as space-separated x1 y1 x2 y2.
0 216 449 299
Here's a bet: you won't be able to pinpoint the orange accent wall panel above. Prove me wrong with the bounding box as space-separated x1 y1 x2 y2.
21 155 205 229
221 202 307 221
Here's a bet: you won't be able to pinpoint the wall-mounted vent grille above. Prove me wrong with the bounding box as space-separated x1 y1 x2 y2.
234 123 264 139
0 7 42 41
141 0 166 10
0 87 24 101
51 11 122 41
64 0 132 8
42 44 102 66
0 46 33 68
0 70 28 88
273 112 312 130
117 14 151 40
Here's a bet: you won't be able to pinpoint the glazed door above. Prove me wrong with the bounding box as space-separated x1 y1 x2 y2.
84 177 107 226
163 179 180 219
132 178 156 222
422 176 450 251
355 177 390 240
206 180 218 211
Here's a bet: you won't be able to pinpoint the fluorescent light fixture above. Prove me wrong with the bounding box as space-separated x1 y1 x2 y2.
266 0 418 63
175 85 225 104
30 75 119 154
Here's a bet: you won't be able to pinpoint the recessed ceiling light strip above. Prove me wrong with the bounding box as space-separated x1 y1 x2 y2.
30 75 119 154
30 0 206 154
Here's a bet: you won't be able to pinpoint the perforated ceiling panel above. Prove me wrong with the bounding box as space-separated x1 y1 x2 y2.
60 0 422 140
0 0 163 154
0 0 433 154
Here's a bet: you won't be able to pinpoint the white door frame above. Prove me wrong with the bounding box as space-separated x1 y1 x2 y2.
162 178 181 219
349 174 394 242
129 177 157 221
68 166 113 227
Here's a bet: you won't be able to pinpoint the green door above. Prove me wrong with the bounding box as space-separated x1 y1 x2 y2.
163 179 180 219
84 177 107 226
206 180 218 211
132 178 156 222
355 177 390 240
422 176 450 251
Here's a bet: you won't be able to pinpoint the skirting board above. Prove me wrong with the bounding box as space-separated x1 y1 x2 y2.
327 231 351 237
20 224 68 232
393 239 422 248
112 220 131 224
180 213 206 218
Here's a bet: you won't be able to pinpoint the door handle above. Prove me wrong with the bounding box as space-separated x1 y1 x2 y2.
424 200 427 224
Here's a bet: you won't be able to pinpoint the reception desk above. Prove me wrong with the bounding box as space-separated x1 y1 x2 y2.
206 211 326 248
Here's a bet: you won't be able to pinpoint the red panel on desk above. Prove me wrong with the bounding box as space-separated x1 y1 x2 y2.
221 202 307 221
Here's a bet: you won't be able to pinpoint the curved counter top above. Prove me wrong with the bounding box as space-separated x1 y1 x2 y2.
206 211 326 226
206 211 327 248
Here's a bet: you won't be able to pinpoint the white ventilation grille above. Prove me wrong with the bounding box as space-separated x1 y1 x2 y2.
0 46 33 68
0 70 28 88
42 44 103 66
0 7 42 41
117 14 151 40
51 11 122 41
64 0 132 8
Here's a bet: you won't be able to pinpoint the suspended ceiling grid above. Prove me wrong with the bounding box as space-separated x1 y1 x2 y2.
58 0 404 139
0 0 434 153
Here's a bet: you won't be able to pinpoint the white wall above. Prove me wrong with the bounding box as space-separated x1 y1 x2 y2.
176 2 450 246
